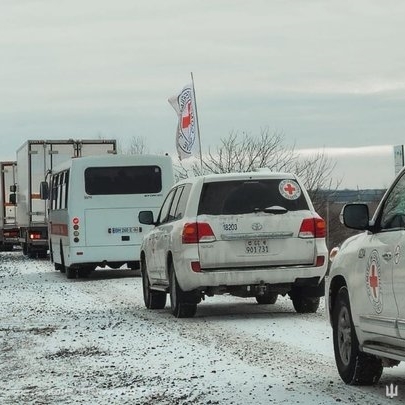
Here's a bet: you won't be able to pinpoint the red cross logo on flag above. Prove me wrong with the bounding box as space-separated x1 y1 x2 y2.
168 83 201 161
181 101 191 130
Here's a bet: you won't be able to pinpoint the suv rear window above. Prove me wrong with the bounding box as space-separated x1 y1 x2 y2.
198 179 309 215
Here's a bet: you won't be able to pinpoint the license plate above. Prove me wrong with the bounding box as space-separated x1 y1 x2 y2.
245 239 269 254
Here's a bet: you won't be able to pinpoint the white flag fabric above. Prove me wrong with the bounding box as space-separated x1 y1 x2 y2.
168 83 200 160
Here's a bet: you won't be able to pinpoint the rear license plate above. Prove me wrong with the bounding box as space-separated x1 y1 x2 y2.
245 239 269 254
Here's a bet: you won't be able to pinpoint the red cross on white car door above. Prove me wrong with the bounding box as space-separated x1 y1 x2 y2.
354 232 398 339
393 239 405 339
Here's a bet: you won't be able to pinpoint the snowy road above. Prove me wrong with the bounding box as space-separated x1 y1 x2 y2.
0 250 404 404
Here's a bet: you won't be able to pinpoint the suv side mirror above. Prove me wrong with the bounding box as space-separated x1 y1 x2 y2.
139 210 154 225
40 181 49 200
341 203 370 230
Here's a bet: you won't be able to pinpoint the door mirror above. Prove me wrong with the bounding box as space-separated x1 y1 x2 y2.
341 203 370 230
40 181 49 200
139 210 154 225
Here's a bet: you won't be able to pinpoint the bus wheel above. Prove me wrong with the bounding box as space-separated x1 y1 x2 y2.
66 266 76 279
59 241 66 273
78 267 93 278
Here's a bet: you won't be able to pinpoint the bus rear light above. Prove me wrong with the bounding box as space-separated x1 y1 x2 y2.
29 232 42 240
72 217 80 225
73 225 79 231
182 222 216 244
74 237 79 243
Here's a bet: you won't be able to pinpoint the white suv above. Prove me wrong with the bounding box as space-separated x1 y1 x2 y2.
327 168 405 385
139 171 328 318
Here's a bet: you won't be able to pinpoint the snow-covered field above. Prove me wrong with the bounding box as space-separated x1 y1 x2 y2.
0 250 404 404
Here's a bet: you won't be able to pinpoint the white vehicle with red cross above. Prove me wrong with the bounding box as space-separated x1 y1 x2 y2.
139 170 328 318
326 168 405 385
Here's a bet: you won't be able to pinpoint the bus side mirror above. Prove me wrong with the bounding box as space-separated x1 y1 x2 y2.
9 193 16 205
40 181 49 200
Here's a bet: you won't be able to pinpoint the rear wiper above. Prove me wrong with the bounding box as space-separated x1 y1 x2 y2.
255 206 288 214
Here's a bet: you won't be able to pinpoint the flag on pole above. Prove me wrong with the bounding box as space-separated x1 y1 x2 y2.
168 83 200 161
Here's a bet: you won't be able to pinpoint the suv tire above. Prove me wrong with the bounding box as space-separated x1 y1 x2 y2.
169 263 197 318
291 294 320 313
141 259 166 309
256 292 278 305
332 286 383 385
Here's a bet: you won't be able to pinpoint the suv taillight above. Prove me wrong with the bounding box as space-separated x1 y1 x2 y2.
299 218 326 238
182 222 216 244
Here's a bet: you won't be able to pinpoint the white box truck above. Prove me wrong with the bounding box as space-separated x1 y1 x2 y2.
0 161 18 251
15 139 117 258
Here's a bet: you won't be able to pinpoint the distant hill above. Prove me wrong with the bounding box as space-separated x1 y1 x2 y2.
321 189 386 204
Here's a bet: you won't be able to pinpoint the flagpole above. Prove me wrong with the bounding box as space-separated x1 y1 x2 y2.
190 72 203 172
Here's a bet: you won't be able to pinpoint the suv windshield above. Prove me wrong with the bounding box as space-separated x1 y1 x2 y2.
198 179 309 215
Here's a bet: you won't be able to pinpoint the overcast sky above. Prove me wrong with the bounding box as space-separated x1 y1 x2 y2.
1 0 404 189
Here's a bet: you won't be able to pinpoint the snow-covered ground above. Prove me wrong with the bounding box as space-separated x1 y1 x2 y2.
0 250 404 404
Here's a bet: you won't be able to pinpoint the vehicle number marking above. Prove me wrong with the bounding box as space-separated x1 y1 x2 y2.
108 227 141 234
245 239 269 254
223 223 237 231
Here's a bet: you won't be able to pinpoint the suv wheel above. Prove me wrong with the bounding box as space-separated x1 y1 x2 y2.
256 292 278 305
291 293 320 313
332 286 383 385
141 259 166 309
169 263 197 318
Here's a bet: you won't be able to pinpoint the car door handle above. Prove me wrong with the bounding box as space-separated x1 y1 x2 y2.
382 252 392 261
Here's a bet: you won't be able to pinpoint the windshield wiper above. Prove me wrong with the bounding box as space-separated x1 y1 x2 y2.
254 206 288 214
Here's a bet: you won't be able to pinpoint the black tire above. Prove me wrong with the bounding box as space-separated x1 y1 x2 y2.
49 239 54 263
256 292 278 305
59 241 66 273
169 263 197 318
141 259 166 309
77 266 93 278
66 266 76 279
291 294 320 313
37 251 48 259
332 286 383 385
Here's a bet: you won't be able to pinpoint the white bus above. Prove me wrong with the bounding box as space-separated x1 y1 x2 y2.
41 154 174 278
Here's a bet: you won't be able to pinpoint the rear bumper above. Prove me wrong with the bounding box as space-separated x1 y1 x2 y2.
66 245 141 267
176 259 328 292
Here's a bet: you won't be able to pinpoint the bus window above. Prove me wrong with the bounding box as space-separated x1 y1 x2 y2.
84 166 163 195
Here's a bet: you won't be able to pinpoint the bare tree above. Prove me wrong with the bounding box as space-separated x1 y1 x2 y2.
183 130 294 175
126 136 149 155
177 128 339 195
290 150 340 212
